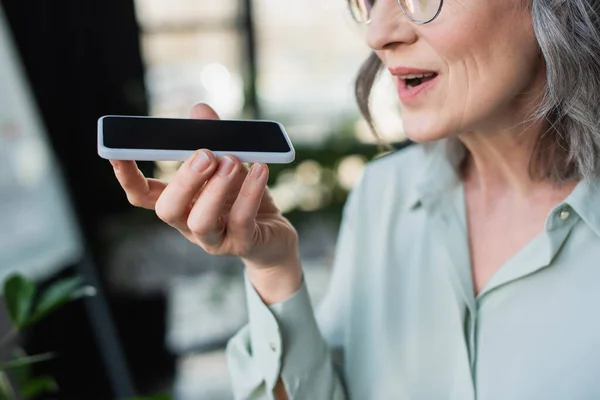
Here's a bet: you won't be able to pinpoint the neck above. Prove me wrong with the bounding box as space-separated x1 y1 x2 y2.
458 119 575 204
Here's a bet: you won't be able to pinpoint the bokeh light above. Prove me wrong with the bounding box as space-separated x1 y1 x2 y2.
200 63 231 92
337 155 366 190
295 160 322 186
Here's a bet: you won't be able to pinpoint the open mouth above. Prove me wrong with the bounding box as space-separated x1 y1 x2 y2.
403 73 438 89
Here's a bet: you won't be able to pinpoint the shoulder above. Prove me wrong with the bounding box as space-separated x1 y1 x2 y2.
357 142 425 197
364 142 424 181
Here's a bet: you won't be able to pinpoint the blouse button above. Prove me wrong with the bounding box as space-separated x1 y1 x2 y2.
559 208 571 221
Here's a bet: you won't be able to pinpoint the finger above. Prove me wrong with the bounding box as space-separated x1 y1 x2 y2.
154 149 218 230
111 160 166 209
187 155 242 246
228 163 270 243
190 103 220 120
223 162 251 208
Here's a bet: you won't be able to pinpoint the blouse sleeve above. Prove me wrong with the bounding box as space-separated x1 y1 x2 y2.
226 174 364 400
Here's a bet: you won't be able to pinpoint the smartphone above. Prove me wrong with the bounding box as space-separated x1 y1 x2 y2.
97 115 295 163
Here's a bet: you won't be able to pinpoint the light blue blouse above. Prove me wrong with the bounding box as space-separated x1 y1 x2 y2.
226 140 600 399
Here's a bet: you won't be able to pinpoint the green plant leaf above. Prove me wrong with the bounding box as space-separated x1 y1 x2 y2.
0 372 15 400
3 274 36 329
0 353 55 372
20 376 58 399
28 276 89 325
10 348 30 389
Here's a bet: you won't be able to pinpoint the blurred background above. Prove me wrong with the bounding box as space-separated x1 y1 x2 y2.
0 0 406 398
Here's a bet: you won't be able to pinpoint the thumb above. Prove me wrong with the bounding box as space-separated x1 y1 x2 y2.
189 103 220 120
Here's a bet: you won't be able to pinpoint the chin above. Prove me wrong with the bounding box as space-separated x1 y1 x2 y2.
401 114 454 143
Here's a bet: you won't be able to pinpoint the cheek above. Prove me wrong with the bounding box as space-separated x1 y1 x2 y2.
394 18 494 139
419 11 540 132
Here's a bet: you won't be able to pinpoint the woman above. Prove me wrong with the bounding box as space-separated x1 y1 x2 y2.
110 0 600 398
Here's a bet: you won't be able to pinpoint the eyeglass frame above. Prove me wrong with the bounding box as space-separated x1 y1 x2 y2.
360 0 444 25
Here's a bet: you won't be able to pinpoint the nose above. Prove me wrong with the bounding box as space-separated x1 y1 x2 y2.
366 0 418 51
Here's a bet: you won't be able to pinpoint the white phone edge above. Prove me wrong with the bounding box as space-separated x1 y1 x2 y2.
97 115 296 164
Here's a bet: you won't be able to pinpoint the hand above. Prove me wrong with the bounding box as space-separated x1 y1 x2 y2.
109 104 302 303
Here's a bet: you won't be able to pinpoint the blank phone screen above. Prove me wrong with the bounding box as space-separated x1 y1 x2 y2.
102 117 292 153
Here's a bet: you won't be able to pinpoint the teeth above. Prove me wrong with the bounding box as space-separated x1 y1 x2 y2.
401 73 435 80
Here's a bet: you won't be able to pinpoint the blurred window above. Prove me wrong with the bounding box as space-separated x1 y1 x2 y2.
254 0 371 146
135 0 404 146
135 0 244 119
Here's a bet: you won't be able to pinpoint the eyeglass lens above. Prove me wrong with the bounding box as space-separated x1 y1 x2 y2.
399 0 440 22
351 0 440 23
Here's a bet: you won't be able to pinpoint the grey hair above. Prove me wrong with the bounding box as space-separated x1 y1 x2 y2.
352 0 600 184
530 0 600 182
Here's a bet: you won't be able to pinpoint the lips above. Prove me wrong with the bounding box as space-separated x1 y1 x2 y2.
388 66 439 104
403 73 437 88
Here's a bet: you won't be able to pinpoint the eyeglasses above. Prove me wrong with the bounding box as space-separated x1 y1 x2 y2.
349 0 444 25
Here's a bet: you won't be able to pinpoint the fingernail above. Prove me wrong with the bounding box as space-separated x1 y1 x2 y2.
250 163 264 179
217 156 235 176
191 151 211 173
